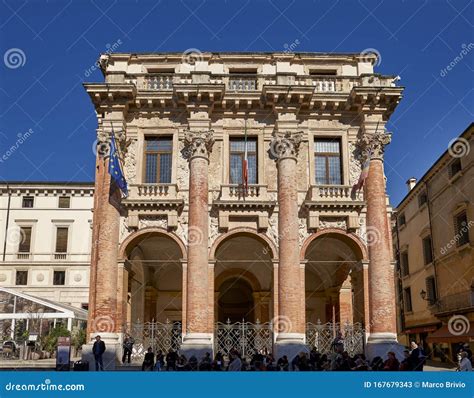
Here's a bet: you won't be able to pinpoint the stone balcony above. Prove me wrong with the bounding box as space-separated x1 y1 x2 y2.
213 184 276 231
122 183 184 229
304 185 365 231
434 290 474 315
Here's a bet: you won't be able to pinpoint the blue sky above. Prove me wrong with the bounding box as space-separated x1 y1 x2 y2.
0 0 472 206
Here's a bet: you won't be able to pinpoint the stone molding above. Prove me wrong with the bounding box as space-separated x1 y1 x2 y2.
270 131 303 161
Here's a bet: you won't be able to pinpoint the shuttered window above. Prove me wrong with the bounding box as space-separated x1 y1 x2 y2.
144 137 172 183
315 138 342 185
422 236 433 265
229 138 257 185
400 251 409 277
55 227 68 253
404 287 412 312
18 227 32 253
58 197 70 208
455 211 470 247
425 276 437 304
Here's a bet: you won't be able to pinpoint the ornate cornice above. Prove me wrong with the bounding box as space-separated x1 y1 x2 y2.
270 131 303 161
183 129 215 161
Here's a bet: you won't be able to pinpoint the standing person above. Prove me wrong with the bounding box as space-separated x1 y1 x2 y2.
399 350 412 371
228 351 242 371
409 342 422 371
166 349 178 371
277 355 289 371
383 352 400 371
458 352 473 371
122 334 134 364
92 335 106 371
142 347 154 371
155 350 165 370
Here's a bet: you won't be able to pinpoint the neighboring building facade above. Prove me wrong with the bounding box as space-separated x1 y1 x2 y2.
0 182 94 308
394 123 474 362
83 51 404 365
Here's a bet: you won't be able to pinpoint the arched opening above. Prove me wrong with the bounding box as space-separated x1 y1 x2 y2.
214 231 273 323
218 278 254 322
122 230 184 324
303 230 366 326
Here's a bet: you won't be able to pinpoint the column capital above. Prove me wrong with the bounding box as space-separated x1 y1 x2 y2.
357 130 392 161
183 129 215 161
270 130 303 161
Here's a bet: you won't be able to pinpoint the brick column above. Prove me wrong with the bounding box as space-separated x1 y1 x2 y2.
271 130 307 359
360 119 401 359
181 129 214 357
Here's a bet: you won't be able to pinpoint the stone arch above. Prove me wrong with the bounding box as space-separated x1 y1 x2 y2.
119 226 187 261
215 268 262 292
209 227 278 261
300 228 368 261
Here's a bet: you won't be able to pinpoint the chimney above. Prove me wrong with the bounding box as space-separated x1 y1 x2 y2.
406 177 417 192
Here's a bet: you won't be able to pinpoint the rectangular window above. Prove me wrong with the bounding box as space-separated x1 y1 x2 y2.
449 158 462 178
55 227 69 253
455 211 470 246
144 137 172 184
22 196 34 208
314 138 342 185
425 276 437 304
58 197 70 208
15 270 28 286
422 236 433 265
18 227 32 253
418 192 427 207
398 213 406 226
53 271 66 286
229 138 257 185
401 251 409 277
404 287 413 312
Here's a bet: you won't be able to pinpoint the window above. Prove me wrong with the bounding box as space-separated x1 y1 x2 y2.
400 251 409 277
53 271 66 286
22 196 34 208
455 211 470 246
55 227 69 253
18 227 32 253
404 287 413 312
15 270 28 286
425 276 437 305
418 191 427 207
449 158 462 178
315 138 342 185
144 137 172 184
81 303 89 310
422 236 433 265
399 213 406 227
229 138 257 185
58 197 70 208
309 69 337 76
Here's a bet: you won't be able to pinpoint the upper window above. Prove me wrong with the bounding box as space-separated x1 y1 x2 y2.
15 270 28 286
425 276 437 305
418 191 427 207
400 251 409 277
22 196 34 208
314 138 342 185
455 211 470 247
58 196 70 208
449 158 462 178
53 271 66 286
229 138 257 185
55 227 69 254
144 137 172 184
398 213 406 226
18 227 32 253
422 236 433 265
404 287 413 312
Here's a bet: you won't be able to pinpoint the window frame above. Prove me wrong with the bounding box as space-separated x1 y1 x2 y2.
449 158 462 178
400 250 409 277
143 136 173 184
418 191 428 208
398 213 406 227
22 196 34 208
422 235 433 265
58 196 70 208
229 137 258 186
18 226 32 253
15 270 28 286
53 270 66 286
314 137 343 185
454 211 470 247
425 276 437 305
404 287 413 312
55 226 69 254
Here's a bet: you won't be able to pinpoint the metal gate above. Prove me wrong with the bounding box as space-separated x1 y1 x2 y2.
122 320 182 362
306 321 365 356
214 319 272 358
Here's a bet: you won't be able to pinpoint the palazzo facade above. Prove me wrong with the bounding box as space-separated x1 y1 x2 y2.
84 51 403 363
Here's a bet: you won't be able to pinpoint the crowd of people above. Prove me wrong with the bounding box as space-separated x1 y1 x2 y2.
109 334 473 372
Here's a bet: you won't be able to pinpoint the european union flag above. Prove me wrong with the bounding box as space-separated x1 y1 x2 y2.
108 134 128 197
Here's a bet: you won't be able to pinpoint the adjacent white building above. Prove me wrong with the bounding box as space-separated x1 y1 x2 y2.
0 182 94 309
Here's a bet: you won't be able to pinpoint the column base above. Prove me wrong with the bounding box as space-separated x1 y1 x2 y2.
274 333 309 366
81 332 121 371
179 333 213 361
365 332 405 362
